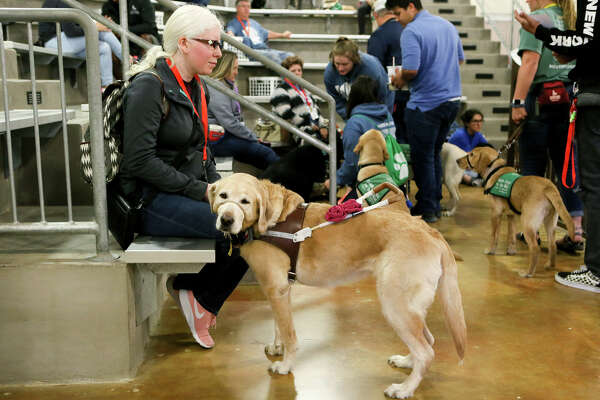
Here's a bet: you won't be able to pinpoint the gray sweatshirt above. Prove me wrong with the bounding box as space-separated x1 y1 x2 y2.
207 79 257 142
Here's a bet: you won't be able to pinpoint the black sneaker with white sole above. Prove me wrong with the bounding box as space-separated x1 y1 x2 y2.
555 266 600 293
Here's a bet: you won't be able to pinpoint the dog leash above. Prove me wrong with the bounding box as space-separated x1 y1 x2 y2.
497 124 524 157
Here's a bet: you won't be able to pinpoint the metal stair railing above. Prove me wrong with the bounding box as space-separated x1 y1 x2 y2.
0 7 109 259
155 0 339 204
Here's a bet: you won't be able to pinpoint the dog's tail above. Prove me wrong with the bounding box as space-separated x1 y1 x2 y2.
544 186 575 240
439 242 467 361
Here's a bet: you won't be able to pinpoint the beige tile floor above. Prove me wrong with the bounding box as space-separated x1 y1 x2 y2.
2 186 599 399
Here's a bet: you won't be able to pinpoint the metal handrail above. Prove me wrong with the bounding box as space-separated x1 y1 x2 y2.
155 0 338 203
0 8 109 258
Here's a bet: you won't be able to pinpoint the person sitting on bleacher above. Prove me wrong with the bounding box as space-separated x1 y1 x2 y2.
448 109 488 187
101 0 159 57
119 5 250 349
207 50 280 170
270 55 329 143
39 0 123 88
324 37 393 120
225 0 294 64
323 75 395 191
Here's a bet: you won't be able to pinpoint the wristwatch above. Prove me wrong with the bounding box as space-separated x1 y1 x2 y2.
511 99 525 108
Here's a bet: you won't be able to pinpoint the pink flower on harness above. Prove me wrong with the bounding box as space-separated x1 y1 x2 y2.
325 199 363 222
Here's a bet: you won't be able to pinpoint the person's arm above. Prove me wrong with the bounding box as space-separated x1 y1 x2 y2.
515 9 600 56
392 29 420 89
268 30 292 39
457 33 465 65
511 50 540 124
122 74 209 201
128 0 157 35
208 85 258 142
324 66 347 120
336 120 362 186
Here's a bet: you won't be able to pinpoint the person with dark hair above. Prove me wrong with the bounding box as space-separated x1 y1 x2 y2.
225 0 294 63
324 37 393 120
448 109 488 186
387 0 464 223
101 0 159 56
324 76 395 190
270 55 329 142
357 0 374 35
367 0 409 143
516 0 600 292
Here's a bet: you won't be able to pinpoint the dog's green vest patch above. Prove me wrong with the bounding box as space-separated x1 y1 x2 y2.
357 173 396 205
488 172 521 199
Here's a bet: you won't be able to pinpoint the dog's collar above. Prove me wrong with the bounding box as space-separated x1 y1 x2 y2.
482 157 506 187
466 154 475 170
358 162 385 170
229 229 254 248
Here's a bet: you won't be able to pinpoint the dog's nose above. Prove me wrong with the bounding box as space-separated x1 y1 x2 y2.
220 215 234 228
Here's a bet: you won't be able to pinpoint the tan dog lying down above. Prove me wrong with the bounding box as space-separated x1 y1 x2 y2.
354 129 409 213
457 147 575 277
208 173 466 399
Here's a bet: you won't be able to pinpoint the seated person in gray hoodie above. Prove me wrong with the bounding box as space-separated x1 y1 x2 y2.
207 50 279 170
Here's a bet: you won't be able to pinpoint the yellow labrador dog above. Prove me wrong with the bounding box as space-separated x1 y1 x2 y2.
208 173 466 399
354 129 409 213
457 147 574 277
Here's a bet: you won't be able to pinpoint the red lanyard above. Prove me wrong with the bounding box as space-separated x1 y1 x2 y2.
167 59 208 161
562 98 577 189
284 78 311 107
237 17 250 37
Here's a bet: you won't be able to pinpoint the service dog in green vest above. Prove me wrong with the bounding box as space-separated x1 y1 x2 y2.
457 146 575 278
353 129 409 213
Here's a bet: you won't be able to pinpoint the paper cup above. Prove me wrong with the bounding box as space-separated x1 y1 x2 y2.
387 66 402 90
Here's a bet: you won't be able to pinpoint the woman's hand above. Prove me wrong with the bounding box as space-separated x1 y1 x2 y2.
323 179 330 190
514 10 540 35
205 183 212 201
319 127 329 139
96 21 110 32
511 107 528 125
282 31 292 38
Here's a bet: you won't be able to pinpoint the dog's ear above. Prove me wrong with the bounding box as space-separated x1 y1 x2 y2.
353 136 364 155
256 180 276 235
207 182 218 212
256 179 303 234
279 187 304 222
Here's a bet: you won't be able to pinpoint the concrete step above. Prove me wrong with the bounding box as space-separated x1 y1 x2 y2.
464 53 509 68
466 100 511 120
459 67 511 84
458 27 492 41
0 79 62 109
462 83 511 101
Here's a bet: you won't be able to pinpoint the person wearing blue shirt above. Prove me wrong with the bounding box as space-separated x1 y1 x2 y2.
324 76 395 190
226 0 294 64
367 0 409 143
387 0 464 223
448 109 488 186
324 37 394 120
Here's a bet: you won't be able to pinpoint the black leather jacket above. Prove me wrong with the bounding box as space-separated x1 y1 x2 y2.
119 58 220 204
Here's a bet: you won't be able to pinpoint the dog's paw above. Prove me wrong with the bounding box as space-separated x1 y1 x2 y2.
441 210 455 217
269 361 291 375
265 343 284 356
484 248 496 255
518 270 534 278
384 383 414 399
388 355 413 369
544 263 555 271
507 246 517 255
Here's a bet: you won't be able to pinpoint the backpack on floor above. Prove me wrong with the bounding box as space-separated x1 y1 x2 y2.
80 70 168 185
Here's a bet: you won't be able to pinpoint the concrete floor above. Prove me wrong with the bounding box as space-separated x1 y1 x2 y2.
1 186 599 399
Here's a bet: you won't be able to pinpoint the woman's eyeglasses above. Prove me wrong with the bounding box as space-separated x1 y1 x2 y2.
190 38 222 50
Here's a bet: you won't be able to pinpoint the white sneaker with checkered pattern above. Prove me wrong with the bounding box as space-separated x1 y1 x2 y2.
555 266 600 293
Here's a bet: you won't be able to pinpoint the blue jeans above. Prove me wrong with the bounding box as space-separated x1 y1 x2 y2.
576 104 600 276
405 100 460 215
139 191 249 315
254 48 294 64
519 95 584 217
210 135 279 170
45 31 122 87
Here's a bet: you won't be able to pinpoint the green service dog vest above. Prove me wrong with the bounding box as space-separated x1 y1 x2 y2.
485 172 522 214
357 173 397 206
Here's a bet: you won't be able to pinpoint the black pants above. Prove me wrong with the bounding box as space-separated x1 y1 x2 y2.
576 103 600 276
357 3 371 35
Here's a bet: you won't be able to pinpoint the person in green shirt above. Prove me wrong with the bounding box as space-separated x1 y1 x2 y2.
512 0 584 253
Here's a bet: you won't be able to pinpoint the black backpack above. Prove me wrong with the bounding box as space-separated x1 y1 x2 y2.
80 70 169 185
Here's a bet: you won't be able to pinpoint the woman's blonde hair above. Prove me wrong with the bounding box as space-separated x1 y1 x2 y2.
329 37 361 65
128 5 223 77
209 50 238 81
556 0 576 30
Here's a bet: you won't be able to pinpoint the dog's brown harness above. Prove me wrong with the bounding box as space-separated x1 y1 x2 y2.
257 204 308 283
